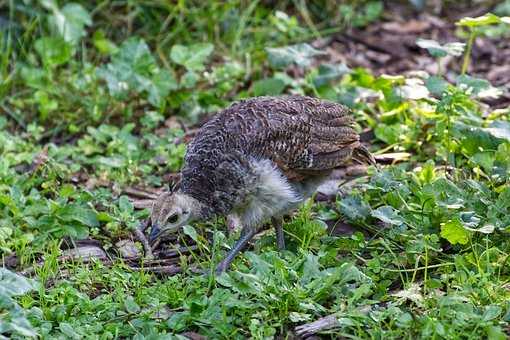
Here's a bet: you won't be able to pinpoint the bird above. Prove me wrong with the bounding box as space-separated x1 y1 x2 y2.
149 95 375 273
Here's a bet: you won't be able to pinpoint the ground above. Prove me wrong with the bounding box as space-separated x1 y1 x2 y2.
1 1 510 339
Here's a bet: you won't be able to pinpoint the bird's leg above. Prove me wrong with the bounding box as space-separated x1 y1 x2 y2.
273 217 285 251
216 226 257 274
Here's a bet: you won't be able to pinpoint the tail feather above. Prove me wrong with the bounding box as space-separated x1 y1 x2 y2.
352 144 377 166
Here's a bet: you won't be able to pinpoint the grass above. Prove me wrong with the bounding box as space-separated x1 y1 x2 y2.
1 1 510 339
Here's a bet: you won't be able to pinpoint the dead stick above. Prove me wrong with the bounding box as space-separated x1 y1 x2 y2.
295 313 341 338
133 227 154 260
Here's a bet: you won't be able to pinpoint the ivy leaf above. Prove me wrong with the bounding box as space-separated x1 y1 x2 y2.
440 218 470 245
266 43 326 69
416 39 465 58
371 206 404 225
170 43 214 71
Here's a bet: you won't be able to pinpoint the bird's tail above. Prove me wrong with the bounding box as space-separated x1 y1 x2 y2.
352 144 377 166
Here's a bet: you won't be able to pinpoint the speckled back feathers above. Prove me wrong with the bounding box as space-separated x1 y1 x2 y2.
179 95 374 217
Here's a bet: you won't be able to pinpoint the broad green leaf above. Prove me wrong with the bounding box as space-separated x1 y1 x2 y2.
50 3 92 44
416 39 465 58
371 206 404 225
170 43 214 71
482 305 502 321
59 322 80 338
486 326 507 340
313 63 351 87
266 43 326 69
7 315 38 337
34 37 72 67
338 196 370 221
118 195 133 213
182 225 198 242
124 296 141 314
456 74 502 98
456 13 501 27
60 203 99 227
0 268 35 297
98 37 175 107
251 78 286 96
426 76 449 96
440 219 470 245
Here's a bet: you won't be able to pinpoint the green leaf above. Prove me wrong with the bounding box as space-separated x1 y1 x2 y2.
60 204 99 227
34 37 72 67
426 76 449 96
313 63 351 87
482 305 502 321
124 296 141 314
338 196 370 221
251 78 286 96
371 206 404 225
266 43 326 69
416 39 465 58
93 30 118 55
0 268 35 297
456 13 501 27
486 325 507 340
170 43 214 71
440 219 470 245
98 37 175 107
182 225 199 242
59 322 80 338
456 75 502 98
118 195 133 213
49 3 92 44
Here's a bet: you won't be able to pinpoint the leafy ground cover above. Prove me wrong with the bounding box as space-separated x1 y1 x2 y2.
1 1 510 339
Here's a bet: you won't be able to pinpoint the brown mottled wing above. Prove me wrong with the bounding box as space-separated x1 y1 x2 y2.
222 96 373 178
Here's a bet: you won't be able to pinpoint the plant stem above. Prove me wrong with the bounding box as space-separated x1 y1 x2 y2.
461 29 476 75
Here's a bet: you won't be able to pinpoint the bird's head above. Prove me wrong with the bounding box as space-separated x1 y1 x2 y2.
149 190 203 244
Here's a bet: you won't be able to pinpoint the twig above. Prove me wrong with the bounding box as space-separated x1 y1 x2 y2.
123 187 161 199
295 313 341 338
133 226 154 260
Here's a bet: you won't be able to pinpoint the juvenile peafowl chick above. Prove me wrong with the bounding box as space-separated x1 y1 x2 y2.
149 95 375 273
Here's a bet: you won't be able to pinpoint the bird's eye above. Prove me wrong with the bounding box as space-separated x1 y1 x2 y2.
168 214 179 224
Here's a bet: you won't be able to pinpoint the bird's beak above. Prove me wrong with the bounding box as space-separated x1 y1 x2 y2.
148 224 162 244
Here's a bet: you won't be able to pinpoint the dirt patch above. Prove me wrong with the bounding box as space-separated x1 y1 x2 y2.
317 3 510 108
